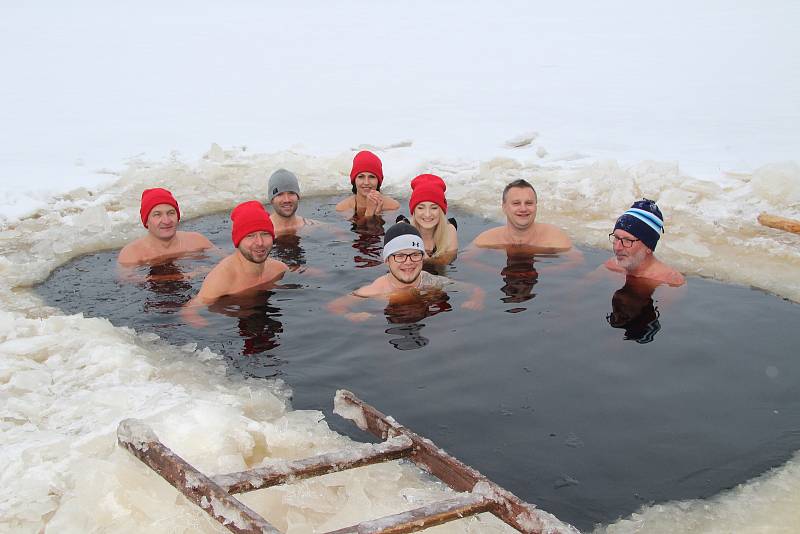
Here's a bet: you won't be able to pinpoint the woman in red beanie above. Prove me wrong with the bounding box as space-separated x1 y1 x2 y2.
407 174 458 263
335 150 399 218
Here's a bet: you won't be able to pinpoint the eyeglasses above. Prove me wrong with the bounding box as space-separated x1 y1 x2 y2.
608 233 640 248
391 251 424 263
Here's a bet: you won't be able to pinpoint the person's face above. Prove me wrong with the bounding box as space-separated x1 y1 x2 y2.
270 191 299 218
413 202 441 230
502 187 537 230
387 248 424 284
146 203 179 240
238 231 273 264
611 229 650 271
354 172 379 196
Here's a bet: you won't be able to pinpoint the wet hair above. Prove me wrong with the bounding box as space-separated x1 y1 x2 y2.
502 179 537 203
410 207 449 258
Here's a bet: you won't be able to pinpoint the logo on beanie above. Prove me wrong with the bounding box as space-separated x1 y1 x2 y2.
412 241 420 248
272 187 278 196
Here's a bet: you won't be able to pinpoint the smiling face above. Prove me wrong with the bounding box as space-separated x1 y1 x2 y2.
354 172 379 197
270 191 299 218
412 201 443 230
502 186 537 230
387 248 424 285
611 229 650 271
146 203 179 240
238 230 274 264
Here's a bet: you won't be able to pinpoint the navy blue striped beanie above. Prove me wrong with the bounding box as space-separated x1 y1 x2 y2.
613 199 664 251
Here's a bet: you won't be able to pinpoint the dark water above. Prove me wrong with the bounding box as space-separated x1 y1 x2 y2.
37 197 800 531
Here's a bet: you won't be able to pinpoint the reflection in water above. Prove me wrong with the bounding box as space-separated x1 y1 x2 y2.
209 291 284 356
383 289 452 351
606 277 661 344
385 324 429 350
141 261 193 313
500 252 539 313
350 217 385 268
271 233 306 269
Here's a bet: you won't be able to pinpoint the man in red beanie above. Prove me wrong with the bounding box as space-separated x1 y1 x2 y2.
182 201 288 326
118 188 214 266
335 150 400 219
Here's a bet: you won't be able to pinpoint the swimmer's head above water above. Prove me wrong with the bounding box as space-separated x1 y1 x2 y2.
140 188 180 234
268 168 301 220
350 150 383 194
117 188 213 266
472 179 572 250
232 200 276 264
606 199 685 286
336 151 399 217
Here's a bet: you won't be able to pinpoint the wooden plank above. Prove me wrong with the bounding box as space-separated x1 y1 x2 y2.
322 493 492 534
117 419 281 534
758 213 800 235
213 435 414 494
333 390 579 534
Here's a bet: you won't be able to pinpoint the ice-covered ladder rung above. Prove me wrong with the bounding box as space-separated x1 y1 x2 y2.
212 435 414 494
323 492 492 534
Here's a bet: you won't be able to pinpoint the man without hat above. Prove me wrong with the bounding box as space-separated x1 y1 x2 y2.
328 222 484 321
604 199 685 286
267 169 320 234
118 187 214 266
183 201 288 326
473 179 572 249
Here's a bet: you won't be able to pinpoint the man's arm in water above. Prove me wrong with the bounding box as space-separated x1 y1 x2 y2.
327 279 388 322
457 281 485 310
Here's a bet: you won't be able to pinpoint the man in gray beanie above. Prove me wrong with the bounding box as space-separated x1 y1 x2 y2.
267 168 318 234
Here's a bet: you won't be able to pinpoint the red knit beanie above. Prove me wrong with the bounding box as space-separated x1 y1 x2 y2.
350 151 383 185
409 174 447 214
231 201 275 247
140 188 181 228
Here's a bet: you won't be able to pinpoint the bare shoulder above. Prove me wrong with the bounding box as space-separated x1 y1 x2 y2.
179 231 214 248
269 258 289 275
382 195 401 210
354 276 390 298
336 196 355 211
538 223 572 248
473 226 506 247
117 238 146 265
197 255 236 301
446 222 459 244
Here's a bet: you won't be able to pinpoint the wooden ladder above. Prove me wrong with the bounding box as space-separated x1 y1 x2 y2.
117 389 578 534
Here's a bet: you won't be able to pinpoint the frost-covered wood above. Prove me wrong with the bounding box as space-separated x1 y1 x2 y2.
213 435 414 494
323 492 491 534
117 419 281 534
758 213 800 235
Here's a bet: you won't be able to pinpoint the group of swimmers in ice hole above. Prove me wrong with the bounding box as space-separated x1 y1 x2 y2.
117 150 685 344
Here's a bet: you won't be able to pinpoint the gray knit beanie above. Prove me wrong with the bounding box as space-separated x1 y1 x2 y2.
268 169 300 201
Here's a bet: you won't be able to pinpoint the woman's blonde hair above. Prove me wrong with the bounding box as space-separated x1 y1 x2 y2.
411 207 449 258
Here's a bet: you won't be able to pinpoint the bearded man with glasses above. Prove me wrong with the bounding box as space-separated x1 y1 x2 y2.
328 222 484 322
604 199 685 286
